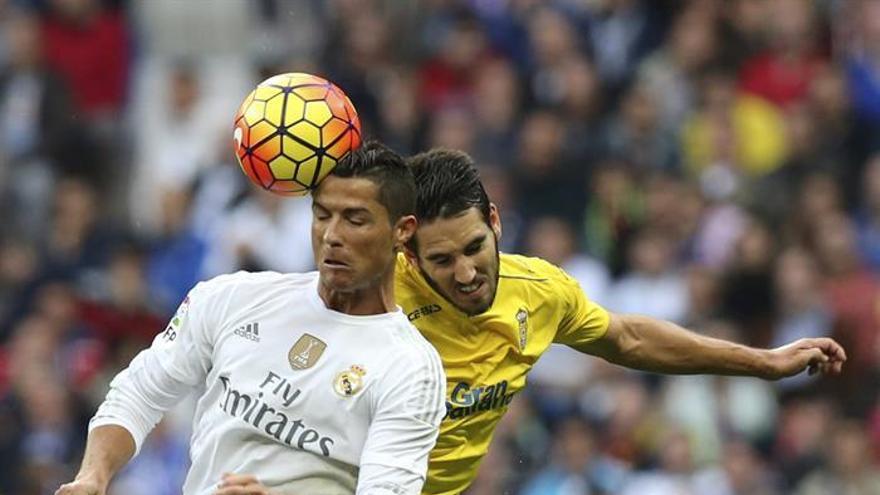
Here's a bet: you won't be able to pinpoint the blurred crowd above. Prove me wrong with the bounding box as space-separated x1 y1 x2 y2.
1 0 880 494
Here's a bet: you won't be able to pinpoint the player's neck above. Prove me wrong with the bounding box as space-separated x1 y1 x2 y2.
318 274 397 316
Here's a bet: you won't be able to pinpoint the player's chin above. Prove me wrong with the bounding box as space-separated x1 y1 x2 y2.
451 282 494 313
319 268 356 290
453 294 493 316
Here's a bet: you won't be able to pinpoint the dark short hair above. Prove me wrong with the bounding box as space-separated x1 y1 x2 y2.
329 140 416 222
406 148 491 225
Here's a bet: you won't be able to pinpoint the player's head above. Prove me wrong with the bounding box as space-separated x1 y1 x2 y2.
311 140 417 294
405 148 501 315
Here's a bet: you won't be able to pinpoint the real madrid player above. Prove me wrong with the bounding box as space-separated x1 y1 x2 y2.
56 142 446 495
397 149 848 495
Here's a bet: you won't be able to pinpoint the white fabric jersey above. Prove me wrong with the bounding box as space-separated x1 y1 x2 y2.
91 271 446 495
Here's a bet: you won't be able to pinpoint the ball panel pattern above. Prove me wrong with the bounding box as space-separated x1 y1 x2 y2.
232 72 362 196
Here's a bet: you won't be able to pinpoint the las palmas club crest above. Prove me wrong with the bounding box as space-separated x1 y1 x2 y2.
516 308 528 350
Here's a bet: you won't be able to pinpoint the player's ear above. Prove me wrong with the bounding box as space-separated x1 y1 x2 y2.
401 233 419 264
394 215 418 251
489 203 502 241
402 245 418 265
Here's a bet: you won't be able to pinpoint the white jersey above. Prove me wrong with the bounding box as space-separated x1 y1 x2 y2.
90 271 446 495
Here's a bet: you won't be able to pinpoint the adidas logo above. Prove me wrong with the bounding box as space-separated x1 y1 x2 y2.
234 322 260 342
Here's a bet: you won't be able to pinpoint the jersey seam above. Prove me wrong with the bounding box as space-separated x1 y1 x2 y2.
498 274 549 282
394 325 445 423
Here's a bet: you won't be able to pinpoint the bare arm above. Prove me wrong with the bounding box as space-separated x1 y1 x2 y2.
55 425 135 495
585 313 846 379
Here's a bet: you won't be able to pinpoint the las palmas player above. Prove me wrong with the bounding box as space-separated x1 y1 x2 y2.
396 149 847 495
56 142 446 495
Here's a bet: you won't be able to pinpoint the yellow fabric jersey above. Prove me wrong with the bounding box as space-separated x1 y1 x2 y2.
394 253 610 495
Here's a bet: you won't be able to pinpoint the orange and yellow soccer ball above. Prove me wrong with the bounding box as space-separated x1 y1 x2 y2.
233 72 362 196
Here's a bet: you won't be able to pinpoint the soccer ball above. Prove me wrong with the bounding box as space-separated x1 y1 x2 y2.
233 72 362 196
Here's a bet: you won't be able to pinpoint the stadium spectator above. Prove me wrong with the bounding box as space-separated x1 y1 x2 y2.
0 2 870 493
795 419 880 494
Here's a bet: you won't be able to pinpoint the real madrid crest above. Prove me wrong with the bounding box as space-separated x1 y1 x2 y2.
288 333 327 370
334 365 367 397
516 308 528 350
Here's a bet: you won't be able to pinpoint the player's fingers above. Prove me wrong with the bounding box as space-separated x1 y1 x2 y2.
819 360 837 375
55 483 94 495
805 347 829 366
216 486 267 494
808 337 847 361
214 482 269 495
814 359 842 376
213 486 261 495
219 473 260 487
832 341 846 360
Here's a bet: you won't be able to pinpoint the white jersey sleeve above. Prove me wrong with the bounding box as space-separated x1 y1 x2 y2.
89 279 222 454
356 338 446 495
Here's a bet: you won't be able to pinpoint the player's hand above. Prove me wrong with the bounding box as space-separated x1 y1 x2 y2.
213 473 272 495
764 337 847 380
55 476 105 495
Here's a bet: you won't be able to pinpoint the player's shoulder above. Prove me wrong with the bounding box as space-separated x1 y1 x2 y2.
383 318 444 372
497 253 586 307
198 270 314 289
194 270 316 301
499 253 569 283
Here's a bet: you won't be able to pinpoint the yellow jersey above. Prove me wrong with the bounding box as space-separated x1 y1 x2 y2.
394 253 610 495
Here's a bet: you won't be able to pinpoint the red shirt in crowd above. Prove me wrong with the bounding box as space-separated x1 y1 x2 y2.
41 9 130 118
739 52 825 108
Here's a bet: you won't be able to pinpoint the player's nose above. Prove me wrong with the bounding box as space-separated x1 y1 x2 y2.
453 258 476 284
322 218 344 246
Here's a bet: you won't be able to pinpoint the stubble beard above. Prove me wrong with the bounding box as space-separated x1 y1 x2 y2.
417 243 500 317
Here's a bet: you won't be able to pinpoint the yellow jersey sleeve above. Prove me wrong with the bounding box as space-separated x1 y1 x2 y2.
548 264 611 349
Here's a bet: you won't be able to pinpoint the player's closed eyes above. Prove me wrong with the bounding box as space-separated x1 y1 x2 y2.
312 204 330 221
464 242 483 256
345 215 368 226
428 255 452 267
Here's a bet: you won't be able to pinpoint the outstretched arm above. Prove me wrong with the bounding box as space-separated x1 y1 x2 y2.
585 313 846 380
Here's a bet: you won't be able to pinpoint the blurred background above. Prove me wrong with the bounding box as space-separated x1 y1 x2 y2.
0 0 879 493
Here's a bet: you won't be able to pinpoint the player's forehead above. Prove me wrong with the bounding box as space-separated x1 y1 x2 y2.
312 176 385 215
416 208 490 253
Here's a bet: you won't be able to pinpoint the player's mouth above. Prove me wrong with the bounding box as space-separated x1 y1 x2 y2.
456 281 485 299
323 258 350 269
